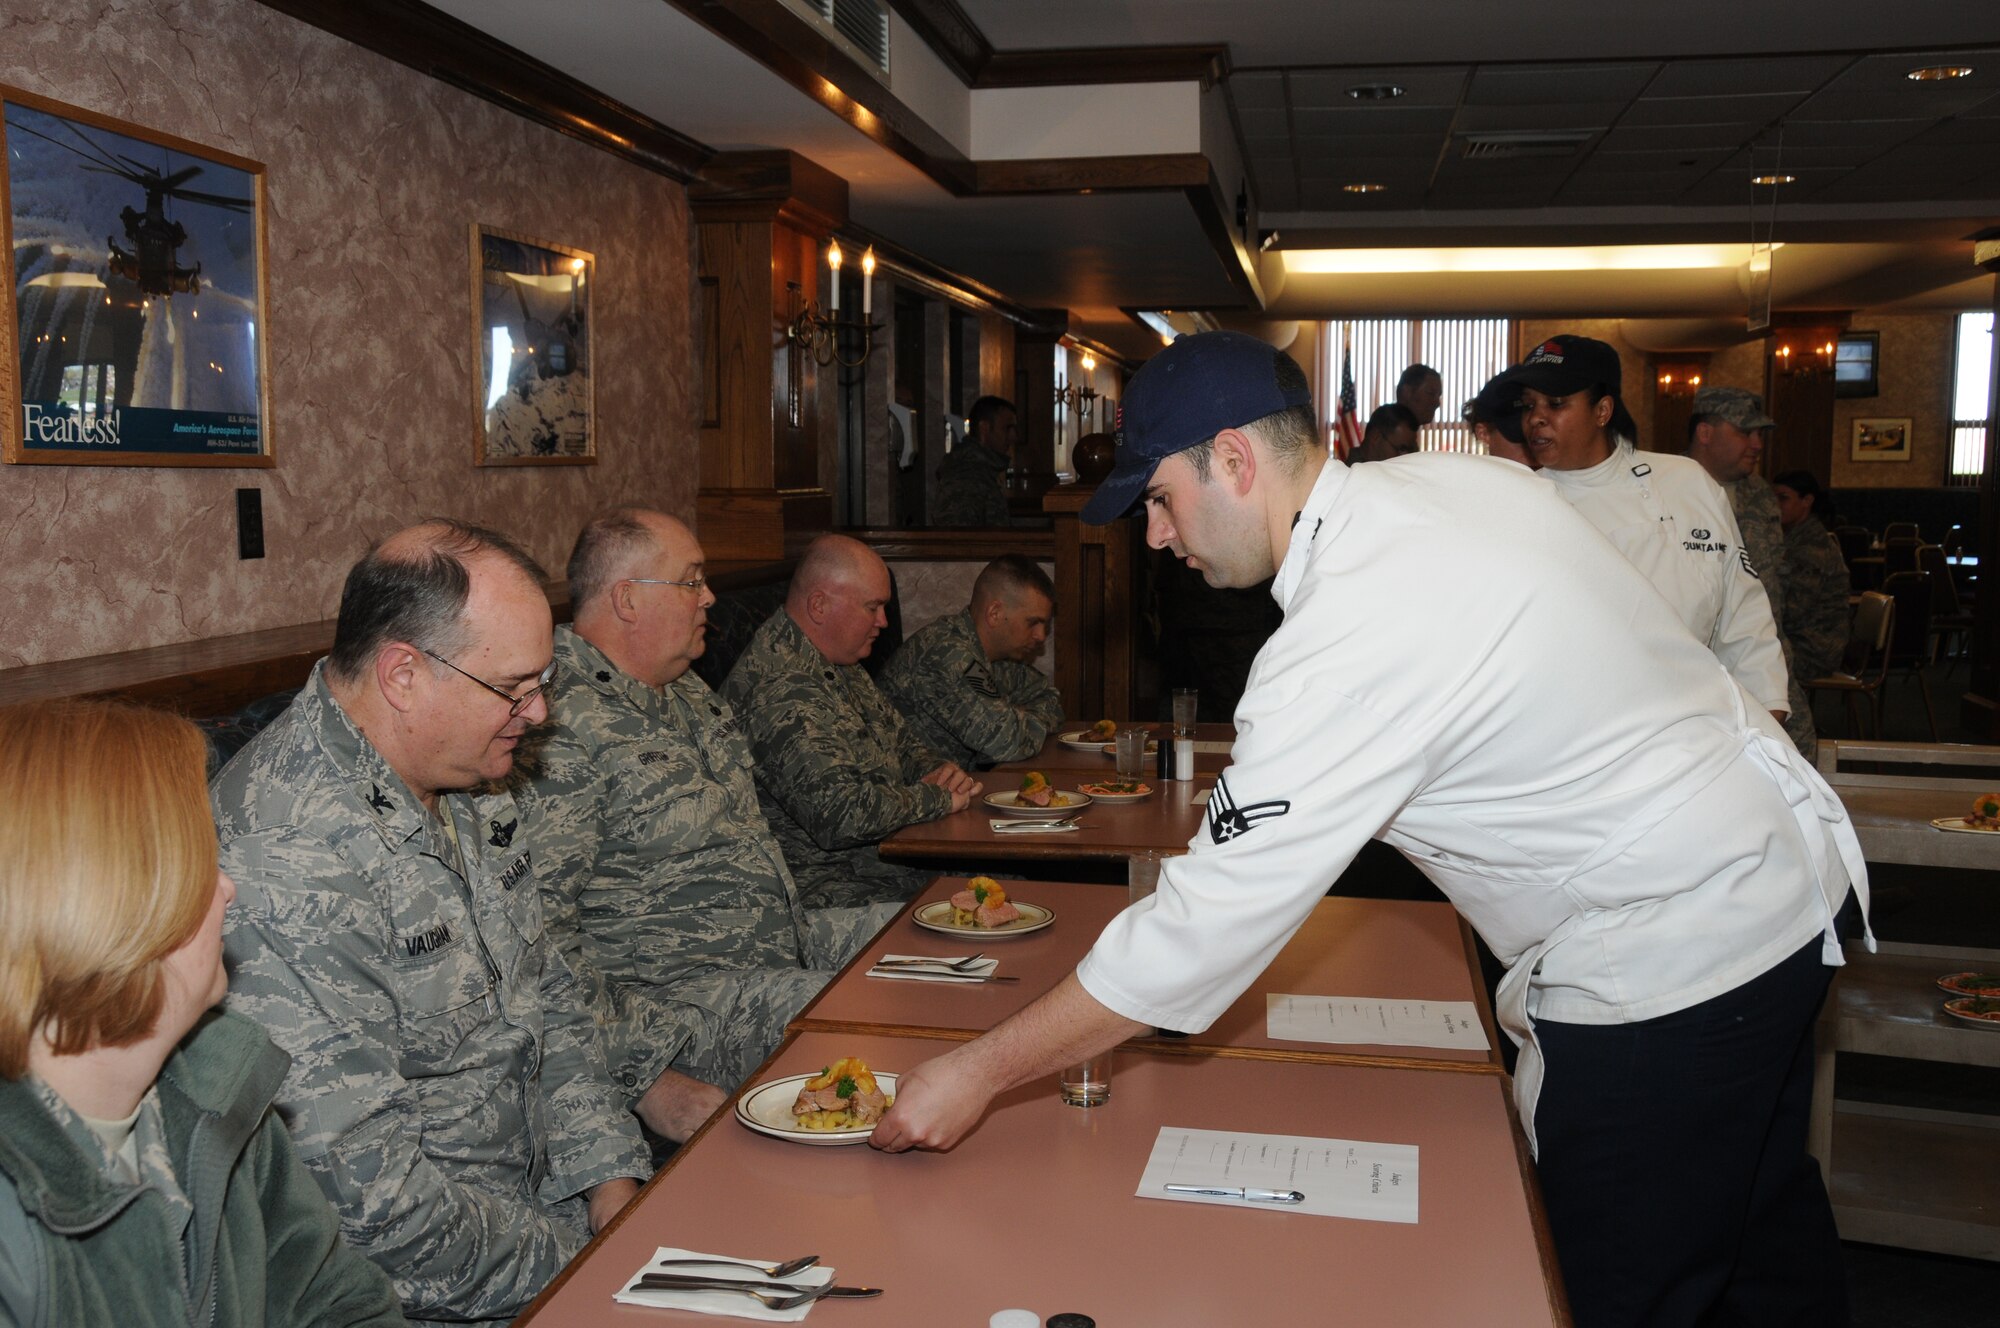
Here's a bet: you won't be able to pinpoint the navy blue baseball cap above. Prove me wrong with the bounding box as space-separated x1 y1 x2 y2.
1080 331 1315 525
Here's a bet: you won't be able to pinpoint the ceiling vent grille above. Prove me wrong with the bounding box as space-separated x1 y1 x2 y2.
1458 130 1594 160
784 0 891 74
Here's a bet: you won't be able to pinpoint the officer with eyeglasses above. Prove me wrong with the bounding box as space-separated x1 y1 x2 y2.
211 519 649 1325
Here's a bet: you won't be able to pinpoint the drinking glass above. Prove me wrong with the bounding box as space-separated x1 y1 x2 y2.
1114 728 1147 779
1059 1052 1112 1107
1128 851 1164 907
1172 688 1199 736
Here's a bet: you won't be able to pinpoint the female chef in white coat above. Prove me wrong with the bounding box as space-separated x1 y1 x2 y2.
1514 335 1791 724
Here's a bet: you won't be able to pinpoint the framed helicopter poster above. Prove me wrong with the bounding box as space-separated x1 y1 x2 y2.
0 87 273 467
471 224 594 466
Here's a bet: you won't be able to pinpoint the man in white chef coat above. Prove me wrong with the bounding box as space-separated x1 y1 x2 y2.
872 331 1870 1328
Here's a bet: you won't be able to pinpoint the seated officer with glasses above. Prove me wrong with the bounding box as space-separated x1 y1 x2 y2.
523 510 900 1148
211 519 649 1326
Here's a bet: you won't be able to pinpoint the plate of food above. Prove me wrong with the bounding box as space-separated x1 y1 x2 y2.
1057 719 1120 751
985 772 1092 819
1942 997 2000 1029
1937 972 2000 998
914 878 1055 937
1077 779 1153 804
735 1058 898 1145
1932 792 2000 834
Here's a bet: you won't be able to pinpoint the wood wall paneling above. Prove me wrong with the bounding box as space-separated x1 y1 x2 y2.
921 298 952 523
696 220 775 490
1764 321 1844 486
980 312 1016 402
1044 486 1139 721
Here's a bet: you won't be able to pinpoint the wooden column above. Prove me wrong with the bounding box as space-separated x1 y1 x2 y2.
1013 319 1065 519
1763 319 1845 483
1962 253 2000 737
1044 485 1140 722
691 151 844 558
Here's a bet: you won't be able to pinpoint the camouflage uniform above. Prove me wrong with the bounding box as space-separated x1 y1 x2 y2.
524 627 896 1098
722 608 951 906
1730 472 1816 759
878 609 1064 768
932 442 1012 527
1782 513 1853 686
213 663 648 1327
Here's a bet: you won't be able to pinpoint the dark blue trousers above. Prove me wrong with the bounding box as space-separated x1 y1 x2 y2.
1534 936 1847 1328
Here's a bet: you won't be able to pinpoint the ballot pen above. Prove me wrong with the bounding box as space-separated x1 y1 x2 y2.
1164 1184 1305 1204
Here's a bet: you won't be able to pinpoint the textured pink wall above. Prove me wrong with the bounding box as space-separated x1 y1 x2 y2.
0 0 697 667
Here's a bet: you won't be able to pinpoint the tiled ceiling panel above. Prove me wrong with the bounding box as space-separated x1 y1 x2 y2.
1619 92 1807 127
1466 62 1659 105
1641 56 1852 98
1287 67 1468 107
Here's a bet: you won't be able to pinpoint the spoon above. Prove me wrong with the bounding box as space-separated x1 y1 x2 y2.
650 1254 819 1279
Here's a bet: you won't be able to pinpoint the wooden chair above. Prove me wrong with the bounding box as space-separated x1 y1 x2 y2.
1917 544 1974 674
1941 525 1964 558
1882 537 1921 578
1805 592 1895 739
1834 526 1874 567
1883 520 1921 543
1880 571 1938 740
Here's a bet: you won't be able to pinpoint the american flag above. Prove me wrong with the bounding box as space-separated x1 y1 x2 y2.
1333 339 1363 461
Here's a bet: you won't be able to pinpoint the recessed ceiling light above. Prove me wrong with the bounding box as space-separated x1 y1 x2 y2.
1343 182 1387 194
1906 64 1974 81
1345 83 1405 101
1751 173 1797 186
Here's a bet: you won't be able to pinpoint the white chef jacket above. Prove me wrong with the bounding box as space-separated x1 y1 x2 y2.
1541 444 1789 714
1077 453 1869 1148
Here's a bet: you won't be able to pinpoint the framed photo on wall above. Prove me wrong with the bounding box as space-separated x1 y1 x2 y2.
471 224 594 466
1850 417 1913 463
1 86 272 467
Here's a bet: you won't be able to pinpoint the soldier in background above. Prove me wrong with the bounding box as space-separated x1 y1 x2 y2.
213 520 647 1326
1687 385 1816 758
1396 362 1444 426
1347 403 1419 464
932 395 1019 527
525 510 901 1132
880 554 1064 768
724 534 983 905
1772 470 1853 691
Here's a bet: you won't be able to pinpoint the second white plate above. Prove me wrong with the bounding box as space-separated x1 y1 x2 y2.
734 1071 900 1145
913 899 1055 938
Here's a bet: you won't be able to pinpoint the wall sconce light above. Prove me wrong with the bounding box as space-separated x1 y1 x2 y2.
1055 350 1100 423
1773 341 1835 379
787 241 880 368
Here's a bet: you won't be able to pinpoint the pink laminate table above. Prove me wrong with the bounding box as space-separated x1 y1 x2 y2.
792 877 1503 1073
516 1030 1567 1328
880 779 1211 863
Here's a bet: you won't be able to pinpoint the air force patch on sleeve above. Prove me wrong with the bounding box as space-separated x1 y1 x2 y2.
1206 774 1291 844
962 661 998 698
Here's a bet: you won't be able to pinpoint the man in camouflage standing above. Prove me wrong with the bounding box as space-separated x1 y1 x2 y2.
1773 470 1852 692
1687 385 1816 759
932 396 1018 527
525 510 902 1128
213 521 647 1326
880 554 1064 768
724 534 983 905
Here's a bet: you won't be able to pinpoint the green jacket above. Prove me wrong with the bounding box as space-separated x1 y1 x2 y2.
0 1011 405 1328
932 442 1012 527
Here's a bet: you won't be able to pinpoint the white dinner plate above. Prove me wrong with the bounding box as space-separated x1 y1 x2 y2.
912 899 1056 939
1057 730 1116 751
1930 817 2000 834
1076 781 1153 804
1941 997 2000 1029
734 1071 900 1145
984 790 1093 819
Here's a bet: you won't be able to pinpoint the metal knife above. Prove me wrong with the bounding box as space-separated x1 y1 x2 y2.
635 1272 882 1298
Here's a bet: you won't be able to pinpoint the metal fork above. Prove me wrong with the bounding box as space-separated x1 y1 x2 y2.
875 953 987 972
634 1275 834 1310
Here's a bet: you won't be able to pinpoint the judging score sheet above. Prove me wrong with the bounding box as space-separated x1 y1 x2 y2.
1268 994 1490 1051
1138 1127 1419 1223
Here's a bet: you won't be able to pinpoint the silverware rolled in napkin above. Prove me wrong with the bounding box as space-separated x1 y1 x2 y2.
635 1272 882 1299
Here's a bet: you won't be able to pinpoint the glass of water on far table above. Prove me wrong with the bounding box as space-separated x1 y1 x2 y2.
1114 727 1148 779
1172 687 1199 736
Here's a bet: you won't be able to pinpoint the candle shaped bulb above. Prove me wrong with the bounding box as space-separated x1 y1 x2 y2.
827 242 842 314
1082 351 1096 374
861 247 876 318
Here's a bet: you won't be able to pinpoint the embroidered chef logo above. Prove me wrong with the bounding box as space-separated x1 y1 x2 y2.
1206 775 1291 844
1683 528 1730 554
487 817 517 848
1691 528 1711 541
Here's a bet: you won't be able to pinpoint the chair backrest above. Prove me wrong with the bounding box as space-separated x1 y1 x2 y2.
1835 526 1874 566
1842 592 1895 683
1883 538 1921 577
1916 544 1961 614
1880 571 1933 667
1942 524 1965 558
1883 520 1921 543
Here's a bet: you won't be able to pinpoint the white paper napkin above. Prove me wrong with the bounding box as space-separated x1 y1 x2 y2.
867 953 1001 983
989 818 1079 834
614 1246 834 1321
1194 787 1213 806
